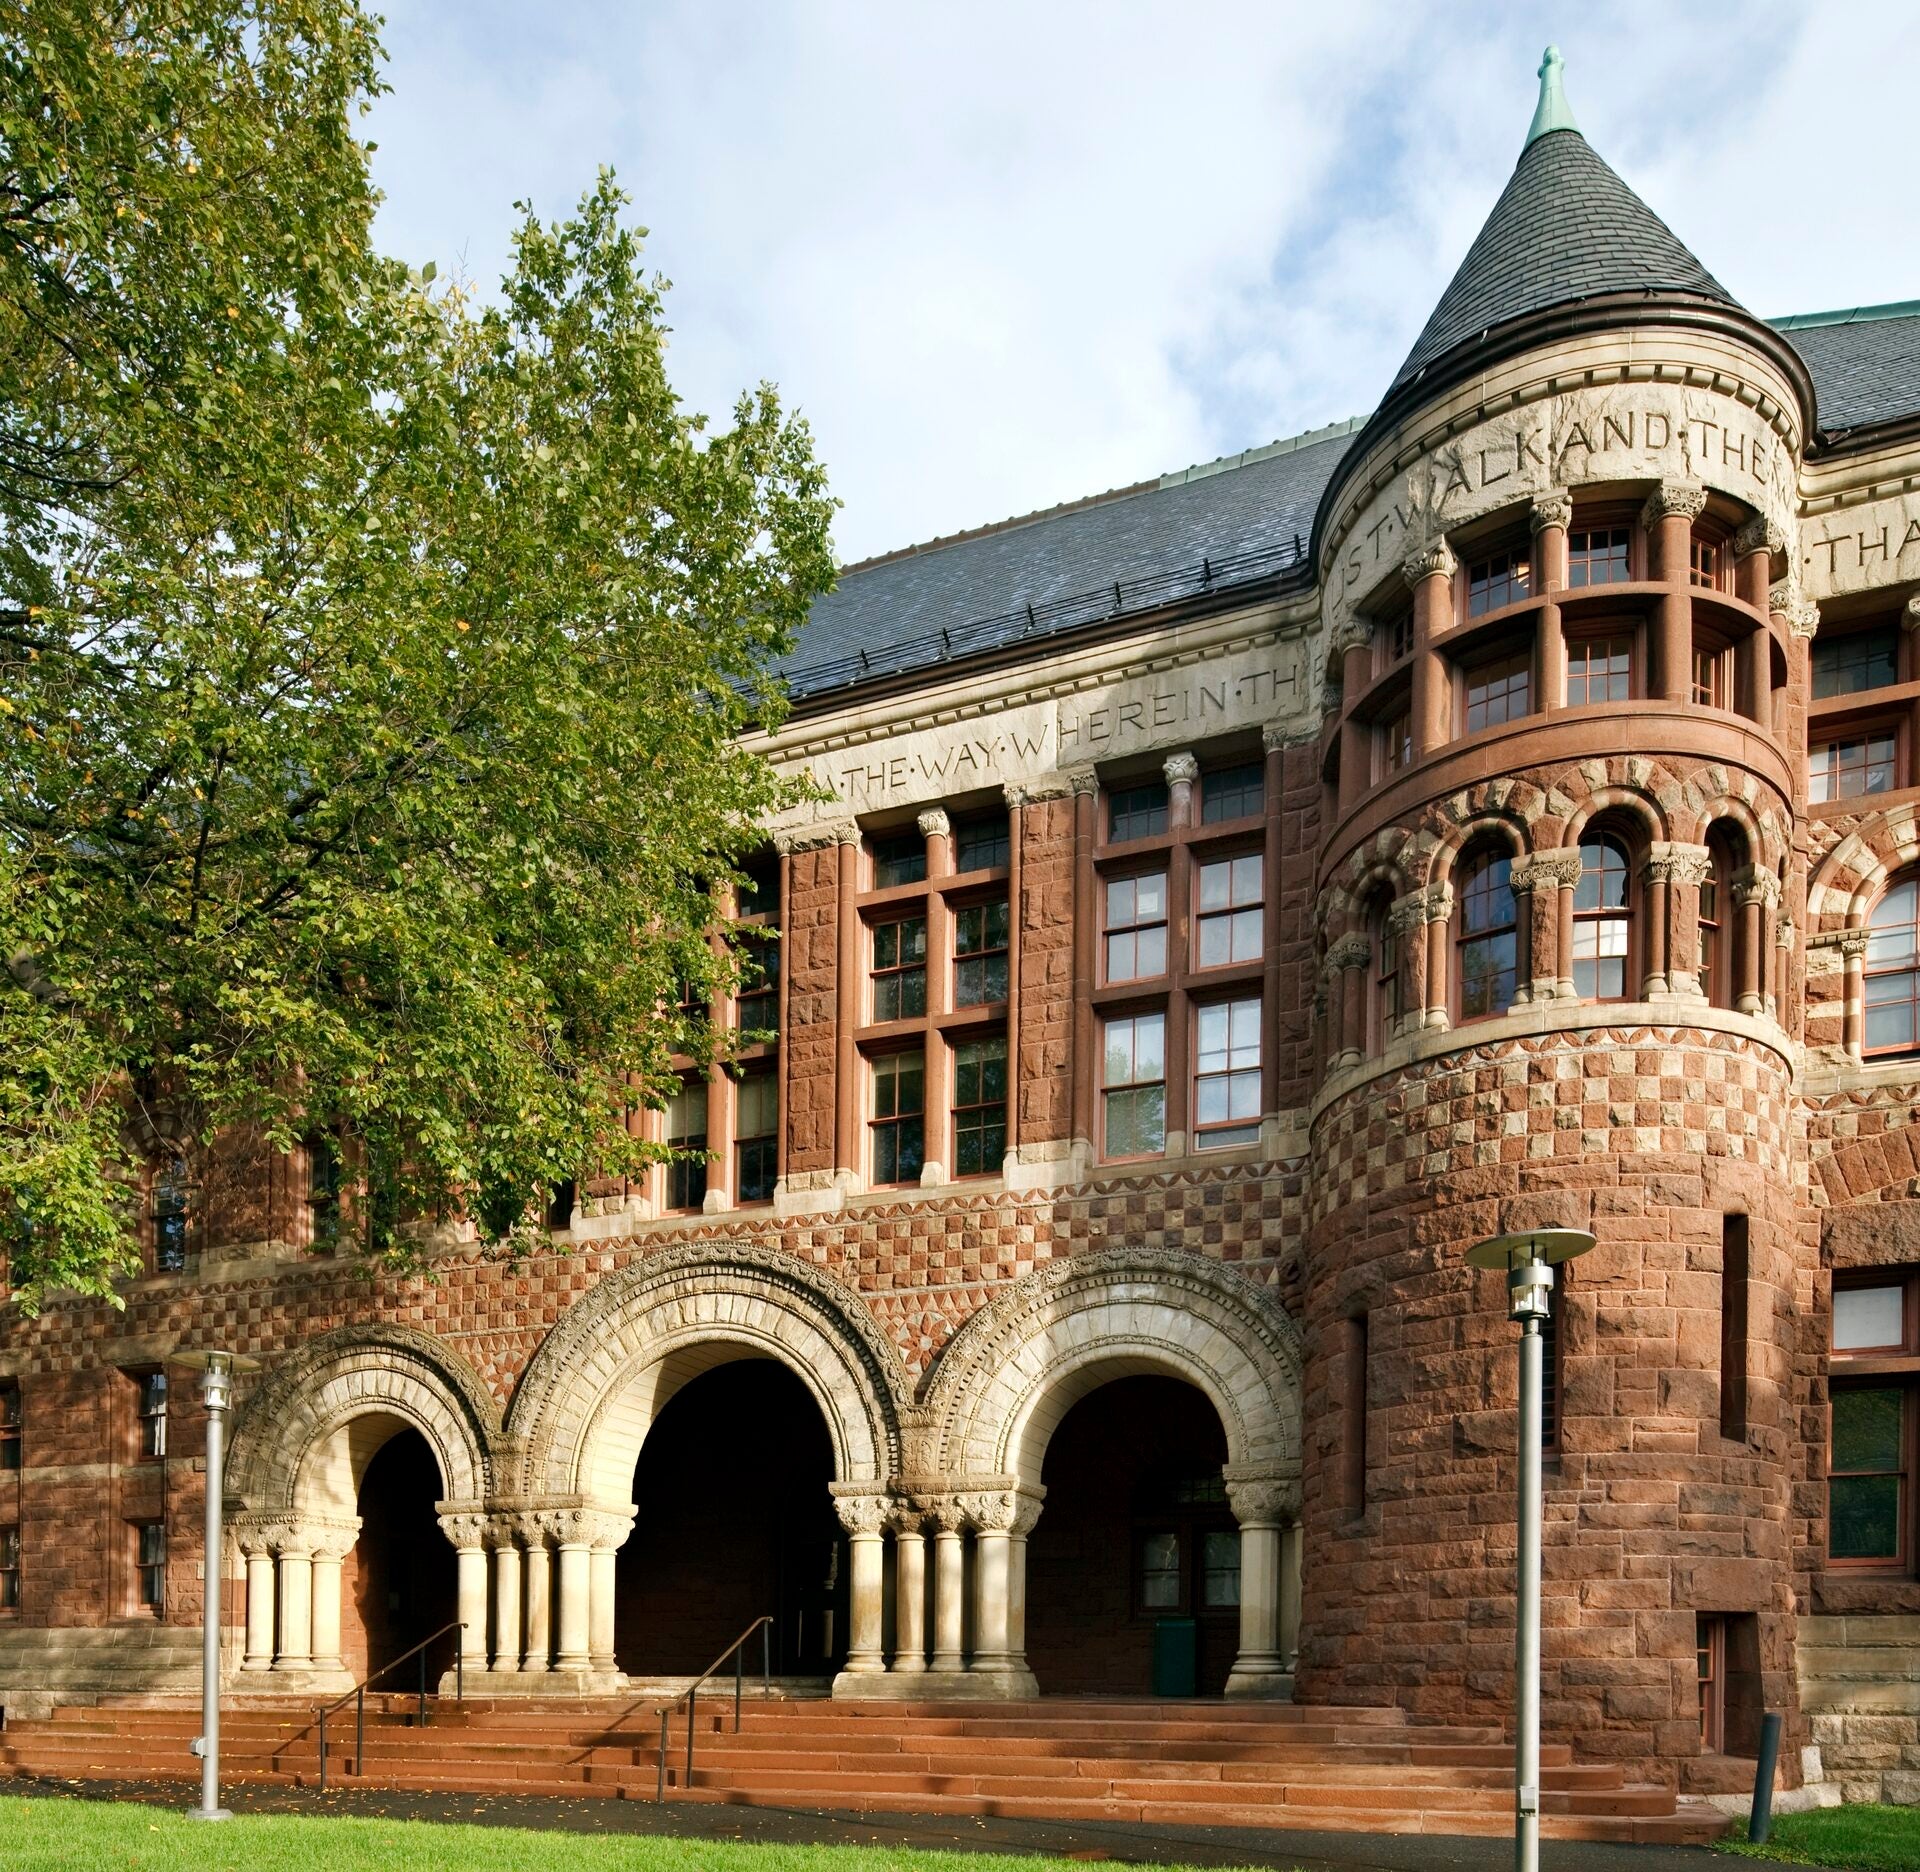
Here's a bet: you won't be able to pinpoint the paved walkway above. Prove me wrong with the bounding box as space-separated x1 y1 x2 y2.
9 1778 1772 1871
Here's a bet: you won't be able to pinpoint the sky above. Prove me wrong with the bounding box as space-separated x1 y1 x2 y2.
364 1 1920 567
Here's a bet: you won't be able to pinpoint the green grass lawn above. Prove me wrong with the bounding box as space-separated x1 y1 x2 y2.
1716 1803 1920 1872
0 1795 1235 1872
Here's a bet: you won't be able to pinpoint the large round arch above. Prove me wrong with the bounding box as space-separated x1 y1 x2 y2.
505 1241 907 1506
923 1247 1304 1489
226 1322 500 1518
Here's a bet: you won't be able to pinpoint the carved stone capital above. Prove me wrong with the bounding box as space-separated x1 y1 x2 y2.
773 817 860 854
437 1510 491 1553
546 1505 636 1551
1906 594 1920 632
1388 883 1451 934
1512 849 1582 894
1811 926 1870 961
1066 765 1101 798
1401 539 1456 588
1769 580 1821 638
1224 1473 1301 1528
1327 616 1372 664
1641 480 1708 527
1732 866 1782 910
1529 489 1573 535
1733 514 1784 561
829 1484 892 1537
924 1496 970 1536
1162 751 1199 788
956 1487 1045 1537
886 1503 927 1539
1645 841 1713 888
1323 932 1373 975
916 808 950 840
1003 774 1072 807
1261 719 1292 754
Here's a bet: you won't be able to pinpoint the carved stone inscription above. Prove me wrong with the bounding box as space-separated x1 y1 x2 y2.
1800 491 1920 601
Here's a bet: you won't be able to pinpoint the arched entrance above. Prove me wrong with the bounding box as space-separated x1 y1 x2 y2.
342 1424 458 1686
1026 1374 1239 1696
615 1358 846 1680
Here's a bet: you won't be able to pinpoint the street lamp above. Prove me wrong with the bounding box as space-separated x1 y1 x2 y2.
169 1349 262 1823
1464 1227 1596 1872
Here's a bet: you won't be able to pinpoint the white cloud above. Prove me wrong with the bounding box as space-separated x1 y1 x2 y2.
365 1 1918 565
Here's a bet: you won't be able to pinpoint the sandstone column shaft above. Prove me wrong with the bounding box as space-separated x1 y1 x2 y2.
931 1526 966 1671
843 1530 887 1674
273 1550 313 1671
310 1550 345 1674
555 1542 592 1671
522 1538 552 1673
454 1544 488 1675
892 1525 928 1673
971 1528 1012 1668
242 1549 275 1672
493 1540 523 1674
589 1546 619 1672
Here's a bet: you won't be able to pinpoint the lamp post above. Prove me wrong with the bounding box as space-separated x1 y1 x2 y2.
170 1349 262 1822
1464 1227 1595 1872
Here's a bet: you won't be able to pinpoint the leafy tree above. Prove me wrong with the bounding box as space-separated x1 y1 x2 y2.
0 5 836 1309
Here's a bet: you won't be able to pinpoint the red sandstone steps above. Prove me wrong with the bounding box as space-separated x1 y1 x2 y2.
0 1696 1731 1845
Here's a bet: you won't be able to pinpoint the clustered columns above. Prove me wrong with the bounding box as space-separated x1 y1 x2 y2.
1510 851 1583 1003
235 1515 360 1685
1324 933 1375 1065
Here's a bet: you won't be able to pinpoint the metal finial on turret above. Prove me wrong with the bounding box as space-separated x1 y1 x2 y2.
1525 45 1579 147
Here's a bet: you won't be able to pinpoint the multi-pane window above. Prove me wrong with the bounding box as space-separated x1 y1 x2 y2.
1810 732 1899 805
1375 708 1412 777
137 1370 167 1460
1866 879 1920 1056
1813 626 1899 700
736 853 779 920
736 934 780 1037
953 900 1010 1006
1456 850 1518 1020
1463 650 1531 732
1698 1615 1726 1752
1193 997 1261 1149
1375 610 1413 666
1829 1270 1918 1571
1567 526 1631 587
306 1132 341 1248
1566 634 1631 704
0 1382 20 1471
152 1159 191 1274
871 915 928 1021
1370 907 1400 1049
1699 852 1724 1009
1108 781 1169 843
1139 1531 1181 1608
136 1522 166 1612
1201 762 1263 823
870 1051 925 1185
955 814 1011 874
1692 642 1734 710
952 1038 1008 1177
1572 836 1631 1000
665 1080 708 1211
1195 855 1263 968
1467 548 1530 616
1201 1530 1241 1607
1102 1013 1166 1158
870 829 926 890
0 1526 17 1612
1105 873 1168 983
735 1073 778 1204
1689 536 1723 589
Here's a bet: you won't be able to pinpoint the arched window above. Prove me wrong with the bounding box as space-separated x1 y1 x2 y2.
1455 848 1518 1021
1366 891 1399 1053
1572 835 1632 1001
1865 879 1920 1056
1698 832 1740 1011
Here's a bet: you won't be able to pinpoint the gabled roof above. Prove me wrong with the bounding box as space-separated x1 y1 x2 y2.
1391 50 1737 394
1773 303 1920 436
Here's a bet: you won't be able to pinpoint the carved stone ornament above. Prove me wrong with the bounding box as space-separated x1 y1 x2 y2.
829 1485 892 1537
1003 774 1073 807
1261 719 1291 754
1224 1474 1300 1528
886 1502 927 1539
1388 883 1452 935
1401 539 1457 589
1768 581 1821 639
1734 514 1784 561
1644 841 1713 888
1732 867 1782 910
955 1487 1044 1537
1811 926 1870 961
1512 850 1582 895
1162 751 1199 787
1323 933 1373 975
437 1510 491 1552
1777 915 1795 949
1640 480 1708 527
1906 594 1920 632
1327 616 1373 665
1066 765 1101 798
1529 489 1573 535
916 808 951 840
924 1496 970 1536
773 818 860 855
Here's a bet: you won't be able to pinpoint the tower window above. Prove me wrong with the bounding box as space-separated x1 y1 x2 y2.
1455 850 1518 1020
1462 649 1531 732
1108 781 1169 844
1567 526 1631 586
1866 879 1920 1056
1571 836 1631 1001
1467 549 1531 616
1566 634 1632 704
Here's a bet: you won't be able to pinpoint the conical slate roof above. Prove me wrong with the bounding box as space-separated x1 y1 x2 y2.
1390 49 1737 393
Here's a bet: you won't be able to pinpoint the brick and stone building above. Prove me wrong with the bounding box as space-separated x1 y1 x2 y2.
4 47 1919 1805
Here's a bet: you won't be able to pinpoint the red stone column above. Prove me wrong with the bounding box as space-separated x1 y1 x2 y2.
1334 624 1373 815
775 849 793 1188
1642 850 1671 997
1069 770 1098 1157
1390 892 1427 1034
918 808 952 1181
1164 751 1197 1147
1261 727 1286 1119
1644 482 1706 704
1733 870 1767 1016
1531 491 1571 711
1403 542 1456 757
1001 783 1026 1157
1424 887 1452 1028
1662 843 1713 998
834 828 861 1180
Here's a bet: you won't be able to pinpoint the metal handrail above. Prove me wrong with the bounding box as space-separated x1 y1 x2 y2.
313 1619 466 1791
654 1614 773 1801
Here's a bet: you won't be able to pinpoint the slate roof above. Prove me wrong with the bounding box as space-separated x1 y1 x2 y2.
778 422 1355 701
1390 127 1736 394
1774 305 1920 436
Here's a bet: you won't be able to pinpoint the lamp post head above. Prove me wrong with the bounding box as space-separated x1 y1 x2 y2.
1465 1227 1597 1323
169 1348 263 1413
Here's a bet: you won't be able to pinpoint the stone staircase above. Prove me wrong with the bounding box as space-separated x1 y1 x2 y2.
0 1695 1731 1842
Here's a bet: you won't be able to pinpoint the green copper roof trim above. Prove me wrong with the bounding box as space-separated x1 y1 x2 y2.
1770 299 1920 331
1524 45 1579 147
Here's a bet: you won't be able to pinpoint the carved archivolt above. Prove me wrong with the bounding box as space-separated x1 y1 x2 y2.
505 1239 908 1505
920 1247 1304 1490
225 1322 501 1517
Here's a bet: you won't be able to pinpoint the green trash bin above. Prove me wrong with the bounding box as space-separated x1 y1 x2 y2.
1151 1616 1198 1697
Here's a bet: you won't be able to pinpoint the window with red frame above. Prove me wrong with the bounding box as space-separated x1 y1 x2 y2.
1108 780 1169 843
1699 852 1724 1010
1566 634 1631 704
952 1037 1008 1177
1697 1615 1726 1750
1375 610 1413 667
1368 898 1400 1051
1689 535 1723 590
1829 1269 1919 1571
1462 649 1531 732
869 1051 925 1185
1810 731 1899 804
135 1521 165 1613
1813 626 1899 699
1102 1012 1166 1158
664 1080 708 1211
954 813 1011 874
870 914 928 1021
1455 850 1518 1020
1104 872 1167 982
1193 996 1261 1150
1567 525 1631 586
1692 640 1734 709
0 1526 17 1612
1374 708 1412 778
1866 879 1920 1056
1201 762 1264 823
953 900 1010 1006
0 1382 18 1471
734 1072 777 1204
135 1370 167 1460
1195 854 1262 967
869 828 926 889
1467 548 1530 616
1571 836 1631 1000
